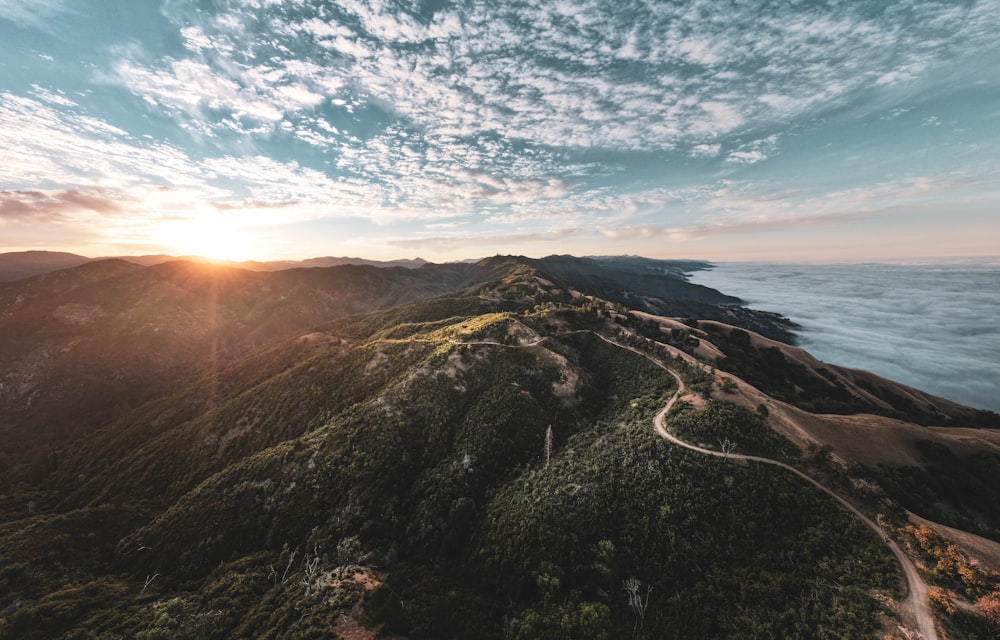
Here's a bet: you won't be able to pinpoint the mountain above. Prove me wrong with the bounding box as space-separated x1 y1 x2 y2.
1 255 998 639
526 255 796 341
246 256 429 270
0 250 429 282
0 258 506 473
0 255 795 473
0 250 93 281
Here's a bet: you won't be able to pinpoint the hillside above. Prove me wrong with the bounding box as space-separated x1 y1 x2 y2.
0 255 792 476
1 255 998 639
0 250 428 282
0 250 93 282
0 259 485 476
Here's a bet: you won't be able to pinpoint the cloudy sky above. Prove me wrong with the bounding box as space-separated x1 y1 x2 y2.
2 0 998 262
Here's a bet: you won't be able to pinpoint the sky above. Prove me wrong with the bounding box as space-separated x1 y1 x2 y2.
1 0 999 263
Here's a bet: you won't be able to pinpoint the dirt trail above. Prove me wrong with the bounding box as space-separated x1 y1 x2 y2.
419 328 940 639
594 333 939 640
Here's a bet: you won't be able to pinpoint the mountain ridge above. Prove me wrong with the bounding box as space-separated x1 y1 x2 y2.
1 254 998 639
0 250 433 282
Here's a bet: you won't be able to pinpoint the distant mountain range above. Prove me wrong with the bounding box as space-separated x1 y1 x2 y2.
1 253 998 639
0 250 431 282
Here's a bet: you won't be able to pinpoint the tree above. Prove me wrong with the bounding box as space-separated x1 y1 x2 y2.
977 592 1000 634
623 577 652 638
719 437 736 459
337 535 362 568
545 425 553 468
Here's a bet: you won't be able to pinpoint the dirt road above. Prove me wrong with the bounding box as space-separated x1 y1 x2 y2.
598 333 939 640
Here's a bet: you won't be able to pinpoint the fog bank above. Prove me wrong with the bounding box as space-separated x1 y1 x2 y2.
690 262 1000 414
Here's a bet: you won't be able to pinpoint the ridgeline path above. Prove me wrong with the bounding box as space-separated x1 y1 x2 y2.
595 333 939 640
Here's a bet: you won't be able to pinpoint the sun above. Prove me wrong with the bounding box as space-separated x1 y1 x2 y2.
158 215 260 262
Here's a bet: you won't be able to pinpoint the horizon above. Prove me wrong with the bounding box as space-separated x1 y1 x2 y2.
7 244 1000 267
3 2 999 262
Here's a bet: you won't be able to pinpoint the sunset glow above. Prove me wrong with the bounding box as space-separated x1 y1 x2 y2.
2 1 999 262
157 215 260 262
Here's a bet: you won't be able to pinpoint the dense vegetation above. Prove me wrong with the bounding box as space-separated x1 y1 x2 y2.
669 399 799 460
864 440 1000 543
1 254 994 638
705 327 863 414
1 323 900 638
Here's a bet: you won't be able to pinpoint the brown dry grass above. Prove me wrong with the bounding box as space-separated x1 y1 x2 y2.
715 366 1000 468
329 570 382 592
650 317 1000 468
329 571 407 640
333 610 407 640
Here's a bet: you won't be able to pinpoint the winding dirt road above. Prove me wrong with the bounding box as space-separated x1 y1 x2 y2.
596 333 939 640
435 328 938 638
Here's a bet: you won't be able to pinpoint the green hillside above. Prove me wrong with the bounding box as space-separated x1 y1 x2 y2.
1 255 997 639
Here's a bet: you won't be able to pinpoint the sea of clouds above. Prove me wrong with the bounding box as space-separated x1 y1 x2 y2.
689 260 1000 414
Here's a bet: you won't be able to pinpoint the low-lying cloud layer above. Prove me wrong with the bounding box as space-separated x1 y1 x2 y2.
691 262 1000 413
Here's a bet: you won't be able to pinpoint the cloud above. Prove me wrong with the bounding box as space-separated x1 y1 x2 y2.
597 225 668 240
0 0 70 30
30 85 78 108
200 155 369 206
690 143 721 158
387 228 583 252
114 58 287 128
691 264 1000 412
115 0 999 160
725 150 766 165
82 0 998 234
0 189 123 221
875 64 925 87
724 134 780 165
598 211 874 244
0 189 134 253
5 0 1000 259
0 92 414 228
594 170 1000 244
0 92 201 190
453 171 570 205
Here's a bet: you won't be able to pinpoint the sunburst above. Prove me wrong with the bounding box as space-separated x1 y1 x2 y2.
158 214 260 262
